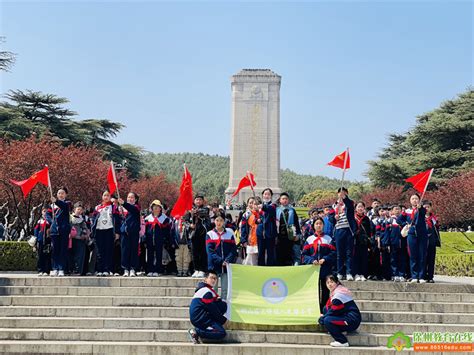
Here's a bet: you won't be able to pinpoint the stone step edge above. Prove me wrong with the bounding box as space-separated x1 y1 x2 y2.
0 339 408 350
0 316 472 327
1 306 472 317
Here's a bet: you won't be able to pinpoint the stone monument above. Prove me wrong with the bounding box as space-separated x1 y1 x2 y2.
225 69 283 203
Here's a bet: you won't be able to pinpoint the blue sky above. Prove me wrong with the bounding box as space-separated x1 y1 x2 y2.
1 1 472 181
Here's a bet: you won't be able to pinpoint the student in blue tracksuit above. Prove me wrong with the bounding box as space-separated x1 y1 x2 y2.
91 191 121 276
424 201 440 283
378 207 392 281
118 192 141 277
188 270 228 344
329 187 356 281
353 202 371 281
47 187 72 277
144 199 173 277
256 188 278 266
385 205 405 281
397 193 428 283
323 205 335 237
35 207 51 276
205 216 237 299
318 274 361 348
302 217 336 312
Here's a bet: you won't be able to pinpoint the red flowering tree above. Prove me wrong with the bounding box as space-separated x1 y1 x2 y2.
130 174 179 212
0 136 131 239
426 170 474 228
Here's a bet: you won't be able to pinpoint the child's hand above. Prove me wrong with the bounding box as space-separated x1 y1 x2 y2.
51 197 56 203
118 198 124 205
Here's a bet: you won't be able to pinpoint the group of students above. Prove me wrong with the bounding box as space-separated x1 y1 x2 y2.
34 187 182 278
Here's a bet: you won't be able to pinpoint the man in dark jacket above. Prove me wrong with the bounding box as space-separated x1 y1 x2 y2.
188 270 228 344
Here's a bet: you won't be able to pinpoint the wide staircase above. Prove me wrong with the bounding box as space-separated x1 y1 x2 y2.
0 275 473 354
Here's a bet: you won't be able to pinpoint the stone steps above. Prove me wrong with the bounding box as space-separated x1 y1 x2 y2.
1 294 472 313
0 340 427 354
1 306 473 324
0 328 389 346
0 316 472 334
1 276 473 293
0 274 471 353
2 285 474 302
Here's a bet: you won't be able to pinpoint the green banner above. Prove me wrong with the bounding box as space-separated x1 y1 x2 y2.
226 264 320 325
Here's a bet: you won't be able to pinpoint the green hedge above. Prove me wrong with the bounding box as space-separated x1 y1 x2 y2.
0 241 37 271
436 254 474 277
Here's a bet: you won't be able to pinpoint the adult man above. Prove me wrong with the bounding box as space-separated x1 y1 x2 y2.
276 192 302 266
185 194 212 278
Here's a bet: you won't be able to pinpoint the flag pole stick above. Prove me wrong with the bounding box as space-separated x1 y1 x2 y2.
45 165 56 224
111 161 120 200
247 171 256 199
339 148 349 201
419 168 434 203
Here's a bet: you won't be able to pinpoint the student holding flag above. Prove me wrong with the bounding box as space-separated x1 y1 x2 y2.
327 150 356 281
398 169 433 283
256 188 278 266
117 192 141 277
47 187 72 277
91 191 121 276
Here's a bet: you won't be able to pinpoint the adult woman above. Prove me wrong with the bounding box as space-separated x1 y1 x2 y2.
318 275 361 347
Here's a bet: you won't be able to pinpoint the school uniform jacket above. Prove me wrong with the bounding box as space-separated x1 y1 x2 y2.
189 281 227 327
144 213 173 246
301 233 336 277
120 203 141 235
34 218 49 243
90 203 121 237
384 216 403 247
206 228 237 272
320 285 361 325
397 207 427 238
46 200 72 236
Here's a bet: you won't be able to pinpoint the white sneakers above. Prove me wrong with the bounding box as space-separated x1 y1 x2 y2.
192 271 206 278
336 274 344 280
354 275 367 282
129 270 136 277
50 270 58 277
410 278 419 283
58 270 65 277
123 270 130 277
346 274 354 281
330 341 349 347
419 279 427 284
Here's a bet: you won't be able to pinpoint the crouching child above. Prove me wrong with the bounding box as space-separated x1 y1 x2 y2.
188 270 228 344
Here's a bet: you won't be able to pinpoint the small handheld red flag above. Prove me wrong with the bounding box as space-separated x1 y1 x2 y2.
107 161 118 195
328 149 350 170
171 164 194 218
10 166 50 198
405 168 434 194
231 172 257 198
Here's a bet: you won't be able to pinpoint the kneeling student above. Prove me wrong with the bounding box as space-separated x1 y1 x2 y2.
188 270 228 344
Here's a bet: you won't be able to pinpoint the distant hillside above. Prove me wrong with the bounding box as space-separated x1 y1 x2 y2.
142 152 350 203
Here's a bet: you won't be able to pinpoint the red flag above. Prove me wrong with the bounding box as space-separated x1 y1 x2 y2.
405 168 434 194
171 164 194 218
107 161 118 195
328 149 350 169
231 172 256 198
10 166 50 198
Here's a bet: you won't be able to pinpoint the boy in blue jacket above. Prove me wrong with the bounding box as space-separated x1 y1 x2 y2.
188 270 228 344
